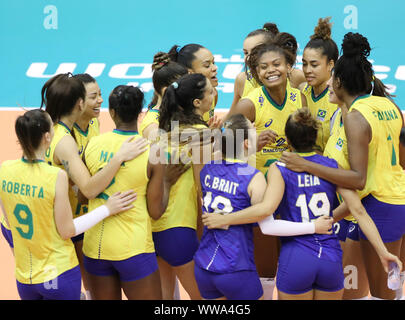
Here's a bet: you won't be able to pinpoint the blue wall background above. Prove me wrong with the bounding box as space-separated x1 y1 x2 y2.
1 0 404 109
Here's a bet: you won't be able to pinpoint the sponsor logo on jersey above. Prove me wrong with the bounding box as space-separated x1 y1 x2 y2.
290 92 297 102
264 119 273 128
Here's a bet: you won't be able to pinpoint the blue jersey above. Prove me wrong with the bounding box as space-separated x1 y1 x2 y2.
194 159 259 273
275 152 342 262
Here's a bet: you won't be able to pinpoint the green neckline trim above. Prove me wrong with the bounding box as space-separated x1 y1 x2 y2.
21 157 45 164
73 123 89 137
350 94 371 108
262 86 287 111
311 86 329 102
113 129 139 135
58 121 72 133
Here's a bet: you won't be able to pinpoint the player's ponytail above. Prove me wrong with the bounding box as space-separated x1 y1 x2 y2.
168 44 204 69
305 17 339 64
40 73 86 123
159 73 208 132
285 108 319 152
15 109 52 161
150 51 188 108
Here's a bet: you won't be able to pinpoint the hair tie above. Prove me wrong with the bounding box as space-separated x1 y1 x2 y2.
172 82 179 89
263 27 269 32
176 46 182 53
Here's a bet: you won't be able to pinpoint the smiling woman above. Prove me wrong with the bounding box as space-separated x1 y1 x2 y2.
168 44 219 123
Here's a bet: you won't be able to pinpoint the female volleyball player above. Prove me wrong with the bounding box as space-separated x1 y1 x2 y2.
280 32 405 300
203 108 402 300
0 109 136 300
82 84 181 300
231 23 306 111
168 43 220 126
195 113 334 300
301 17 339 152
70 73 103 299
139 52 188 142
155 73 216 300
323 75 370 300
40 73 147 298
224 31 304 299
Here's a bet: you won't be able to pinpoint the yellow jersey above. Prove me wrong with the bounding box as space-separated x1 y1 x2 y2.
151 124 206 232
73 118 100 157
302 85 338 152
203 99 216 123
241 70 259 98
139 108 159 139
0 159 78 284
83 129 154 260
72 118 100 217
45 122 79 217
324 109 356 222
245 85 302 174
349 95 405 204
1 213 10 230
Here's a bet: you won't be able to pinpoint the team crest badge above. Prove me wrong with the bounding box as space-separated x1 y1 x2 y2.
258 95 264 107
317 109 327 121
335 138 344 151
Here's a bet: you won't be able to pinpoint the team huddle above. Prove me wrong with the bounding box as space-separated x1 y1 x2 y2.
1 17 405 301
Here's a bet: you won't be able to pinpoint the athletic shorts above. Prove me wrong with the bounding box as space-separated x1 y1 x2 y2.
153 227 199 267
194 264 263 300
359 194 405 243
17 265 81 300
83 252 158 282
334 220 360 242
1 223 13 248
71 233 84 243
276 243 344 295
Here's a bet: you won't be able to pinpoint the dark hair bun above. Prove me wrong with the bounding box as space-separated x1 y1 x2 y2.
311 17 332 41
152 52 171 71
262 22 279 36
342 32 371 58
292 107 319 130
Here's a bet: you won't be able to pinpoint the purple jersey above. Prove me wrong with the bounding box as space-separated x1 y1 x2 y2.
194 160 260 273
275 153 342 262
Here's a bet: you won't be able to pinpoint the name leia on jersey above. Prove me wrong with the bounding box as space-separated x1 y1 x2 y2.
204 175 239 195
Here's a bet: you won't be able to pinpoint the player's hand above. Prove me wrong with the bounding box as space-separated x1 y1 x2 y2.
202 212 229 230
378 251 403 273
313 215 334 234
279 151 307 172
257 130 278 151
116 137 149 162
164 163 190 187
105 190 137 216
207 115 223 130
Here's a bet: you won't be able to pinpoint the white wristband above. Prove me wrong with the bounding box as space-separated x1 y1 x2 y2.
258 215 315 236
73 205 110 236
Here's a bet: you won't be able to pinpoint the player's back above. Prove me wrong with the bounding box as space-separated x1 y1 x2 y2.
195 159 259 273
275 152 341 262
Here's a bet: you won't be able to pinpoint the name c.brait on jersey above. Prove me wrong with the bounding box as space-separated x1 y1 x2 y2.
298 174 321 188
204 175 239 195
